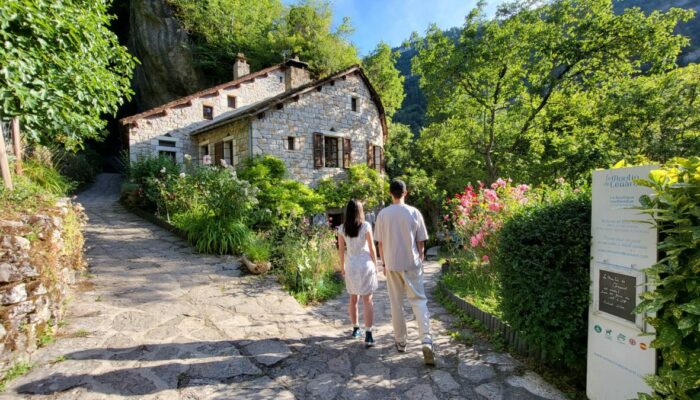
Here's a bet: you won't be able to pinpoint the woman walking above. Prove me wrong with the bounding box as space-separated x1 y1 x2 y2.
338 199 379 347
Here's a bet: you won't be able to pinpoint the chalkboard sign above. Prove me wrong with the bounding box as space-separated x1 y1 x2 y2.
599 270 636 323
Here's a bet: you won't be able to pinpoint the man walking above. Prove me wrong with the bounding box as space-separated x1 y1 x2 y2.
374 179 435 365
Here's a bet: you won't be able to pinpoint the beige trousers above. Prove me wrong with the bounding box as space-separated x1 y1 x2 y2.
386 268 432 344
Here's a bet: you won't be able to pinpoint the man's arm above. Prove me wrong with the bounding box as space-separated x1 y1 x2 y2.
417 240 425 262
378 241 386 275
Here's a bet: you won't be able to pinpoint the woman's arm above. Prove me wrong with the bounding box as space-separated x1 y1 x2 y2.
366 229 378 267
338 233 346 276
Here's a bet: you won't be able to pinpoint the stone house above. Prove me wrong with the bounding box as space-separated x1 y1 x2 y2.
120 55 387 186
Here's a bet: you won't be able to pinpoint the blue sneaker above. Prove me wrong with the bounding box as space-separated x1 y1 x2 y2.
351 327 363 338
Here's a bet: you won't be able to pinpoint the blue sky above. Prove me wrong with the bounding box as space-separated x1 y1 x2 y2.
283 0 509 56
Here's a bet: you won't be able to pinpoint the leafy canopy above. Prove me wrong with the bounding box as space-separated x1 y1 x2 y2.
413 0 695 183
362 42 405 118
0 0 136 149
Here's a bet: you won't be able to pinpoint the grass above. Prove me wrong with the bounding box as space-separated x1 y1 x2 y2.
0 362 34 392
50 355 66 364
440 257 502 317
37 328 55 348
71 329 90 338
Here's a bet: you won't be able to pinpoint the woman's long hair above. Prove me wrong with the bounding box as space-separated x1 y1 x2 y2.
343 199 365 238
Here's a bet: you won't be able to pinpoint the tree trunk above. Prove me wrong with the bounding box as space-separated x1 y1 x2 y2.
11 118 22 176
0 125 13 190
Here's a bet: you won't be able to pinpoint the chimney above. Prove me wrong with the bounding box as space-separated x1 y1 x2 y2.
233 53 250 80
284 56 311 91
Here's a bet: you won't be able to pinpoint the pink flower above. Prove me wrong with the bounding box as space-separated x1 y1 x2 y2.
470 236 479 247
483 189 498 202
482 255 490 263
443 215 450 221
478 181 484 189
458 219 466 226
491 182 499 189
517 184 529 192
488 203 501 211
496 178 507 188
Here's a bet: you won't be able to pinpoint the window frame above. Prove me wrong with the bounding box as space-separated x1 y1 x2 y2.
286 137 296 151
227 96 237 109
351 97 358 112
324 136 339 168
203 105 214 120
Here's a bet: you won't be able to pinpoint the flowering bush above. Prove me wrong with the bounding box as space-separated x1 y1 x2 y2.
445 178 530 261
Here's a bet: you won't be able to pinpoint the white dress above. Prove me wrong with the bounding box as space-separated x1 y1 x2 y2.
339 222 378 295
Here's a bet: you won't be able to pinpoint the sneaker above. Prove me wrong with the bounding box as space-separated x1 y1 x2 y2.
422 341 436 366
395 342 407 353
365 331 375 348
351 327 363 338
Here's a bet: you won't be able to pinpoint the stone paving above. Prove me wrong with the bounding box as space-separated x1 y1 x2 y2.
2 173 567 399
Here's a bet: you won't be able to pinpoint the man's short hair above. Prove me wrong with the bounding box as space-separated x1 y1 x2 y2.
390 179 407 198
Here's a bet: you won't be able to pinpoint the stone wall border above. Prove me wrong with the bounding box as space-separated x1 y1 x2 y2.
437 261 545 361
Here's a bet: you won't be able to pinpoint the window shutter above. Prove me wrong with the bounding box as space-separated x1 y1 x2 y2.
313 133 324 169
380 147 385 173
214 141 224 165
343 138 352 169
366 141 374 169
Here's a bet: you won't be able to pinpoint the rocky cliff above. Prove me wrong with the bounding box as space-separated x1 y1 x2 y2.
127 0 209 111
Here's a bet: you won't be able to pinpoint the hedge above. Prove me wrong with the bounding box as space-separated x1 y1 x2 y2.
495 193 591 367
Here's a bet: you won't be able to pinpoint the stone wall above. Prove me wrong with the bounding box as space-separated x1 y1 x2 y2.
0 199 86 371
251 73 384 186
195 119 251 168
128 69 288 164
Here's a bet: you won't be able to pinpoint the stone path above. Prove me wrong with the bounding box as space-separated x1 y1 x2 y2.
2 173 566 399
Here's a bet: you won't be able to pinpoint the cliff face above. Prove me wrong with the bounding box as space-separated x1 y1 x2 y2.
127 0 209 111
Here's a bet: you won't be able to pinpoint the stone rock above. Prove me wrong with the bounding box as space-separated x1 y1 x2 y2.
306 373 343 398
0 323 6 340
458 359 496 384
341 386 372 400
506 372 566 400
111 311 158 332
0 262 22 283
0 220 24 229
327 353 352 375
2 283 27 305
244 339 292 366
18 263 38 278
404 383 438 400
482 352 521 372
475 382 504 400
187 356 262 379
13 236 30 251
430 370 460 392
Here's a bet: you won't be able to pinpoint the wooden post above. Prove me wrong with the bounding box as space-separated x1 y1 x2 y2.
0 124 13 190
11 118 22 176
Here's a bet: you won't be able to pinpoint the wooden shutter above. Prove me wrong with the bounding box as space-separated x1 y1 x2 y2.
228 141 234 165
366 141 374 169
380 147 385 173
313 133 324 169
214 141 224 165
343 138 352 169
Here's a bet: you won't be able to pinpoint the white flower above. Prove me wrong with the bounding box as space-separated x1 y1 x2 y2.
184 154 192 160
160 167 166 173
179 172 186 178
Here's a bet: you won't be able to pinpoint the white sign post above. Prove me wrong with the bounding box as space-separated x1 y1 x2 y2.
587 165 658 400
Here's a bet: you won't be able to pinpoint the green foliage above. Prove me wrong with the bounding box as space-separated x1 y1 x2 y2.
168 0 358 80
441 258 501 317
316 164 388 209
52 146 102 190
173 211 252 255
23 160 75 196
635 158 700 400
495 192 592 367
362 42 405 118
0 361 33 392
384 122 415 178
243 234 272 263
238 156 325 228
126 154 179 189
0 0 136 149
274 223 342 304
412 0 695 184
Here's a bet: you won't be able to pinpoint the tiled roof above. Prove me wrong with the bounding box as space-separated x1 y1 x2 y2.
190 65 388 141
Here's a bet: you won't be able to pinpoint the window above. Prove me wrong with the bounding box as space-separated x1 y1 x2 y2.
159 150 176 161
201 145 209 156
351 97 358 112
374 146 382 171
279 76 284 83
227 96 237 109
324 136 339 168
158 139 176 148
228 141 234 165
287 137 296 151
203 105 214 120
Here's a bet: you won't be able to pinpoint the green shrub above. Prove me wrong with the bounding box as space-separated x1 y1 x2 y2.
243 234 272 263
126 154 179 187
495 192 591 367
440 257 501 316
23 160 74 196
316 164 388 209
635 158 700 400
52 146 101 189
238 156 325 228
172 211 252 255
274 223 342 304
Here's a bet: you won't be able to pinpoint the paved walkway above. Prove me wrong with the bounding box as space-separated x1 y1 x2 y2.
3 174 566 399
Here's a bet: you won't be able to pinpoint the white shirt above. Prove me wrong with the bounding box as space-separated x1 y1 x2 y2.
374 203 429 271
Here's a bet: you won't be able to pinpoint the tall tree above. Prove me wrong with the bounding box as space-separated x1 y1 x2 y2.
362 42 405 118
413 0 695 183
0 0 136 150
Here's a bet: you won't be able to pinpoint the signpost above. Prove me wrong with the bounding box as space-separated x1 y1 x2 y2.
587 165 658 400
